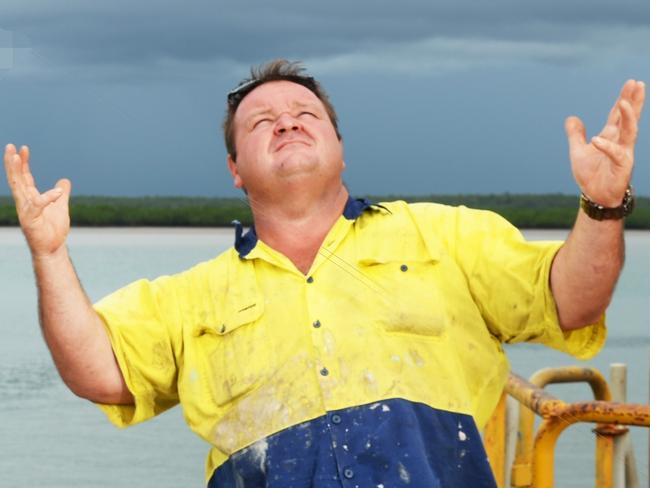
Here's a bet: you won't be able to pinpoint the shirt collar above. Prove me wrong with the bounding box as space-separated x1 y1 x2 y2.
234 196 381 258
342 196 373 220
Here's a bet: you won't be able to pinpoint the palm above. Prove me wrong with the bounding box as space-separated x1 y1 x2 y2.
566 80 645 207
570 140 630 204
22 189 70 254
3 144 71 256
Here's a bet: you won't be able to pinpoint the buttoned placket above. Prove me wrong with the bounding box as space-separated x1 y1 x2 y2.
244 213 366 487
303 221 371 487
305 274 361 487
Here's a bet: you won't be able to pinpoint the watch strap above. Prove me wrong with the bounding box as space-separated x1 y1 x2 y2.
579 185 635 221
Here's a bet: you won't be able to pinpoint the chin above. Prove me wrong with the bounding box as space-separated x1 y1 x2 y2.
276 156 319 177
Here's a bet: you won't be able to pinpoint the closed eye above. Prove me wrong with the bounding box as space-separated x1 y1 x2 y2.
253 118 272 129
298 111 317 118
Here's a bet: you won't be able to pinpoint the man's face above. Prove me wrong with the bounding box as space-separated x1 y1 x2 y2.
228 81 344 198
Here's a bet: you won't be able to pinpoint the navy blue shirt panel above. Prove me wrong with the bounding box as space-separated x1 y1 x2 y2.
208 398 497 488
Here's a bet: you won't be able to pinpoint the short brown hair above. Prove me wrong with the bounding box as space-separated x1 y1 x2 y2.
223 59 341 161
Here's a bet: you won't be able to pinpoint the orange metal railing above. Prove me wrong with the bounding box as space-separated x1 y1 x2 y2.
484 367 650 488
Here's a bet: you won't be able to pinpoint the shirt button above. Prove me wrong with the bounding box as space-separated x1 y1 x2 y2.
331 414 342 424
320 367 329 376
306 276 314 283
400 264 408 272
343 468 355 479
313 320 321 328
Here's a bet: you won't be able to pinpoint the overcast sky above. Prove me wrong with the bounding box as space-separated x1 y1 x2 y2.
1 1 649 197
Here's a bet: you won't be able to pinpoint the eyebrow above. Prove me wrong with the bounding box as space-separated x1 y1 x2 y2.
245 101 322 124
247 107 274 122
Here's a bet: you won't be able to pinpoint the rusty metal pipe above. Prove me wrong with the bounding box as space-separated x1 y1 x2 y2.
505 369 650 487
529 366 612 401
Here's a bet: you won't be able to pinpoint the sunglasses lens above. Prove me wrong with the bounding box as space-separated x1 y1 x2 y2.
227 76 317 109
227 80 261 108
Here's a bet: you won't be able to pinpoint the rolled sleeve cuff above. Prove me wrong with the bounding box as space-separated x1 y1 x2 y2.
92 305 158 428
525 241 607 360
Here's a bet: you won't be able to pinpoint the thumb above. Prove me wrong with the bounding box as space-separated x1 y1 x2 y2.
565 116 586 150
55 178 72 196
54 178 72 206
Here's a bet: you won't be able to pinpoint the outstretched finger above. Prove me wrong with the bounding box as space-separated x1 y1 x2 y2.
19 145 37 189
4 144 27 201
4 143 17 182
20 185 64 221
603 81 633 127
605 98 622 130
591 136 628 169
602 80 636 134
565 116 586 151
37 187 65 208
631 81 646 120
599 112 620 141
619 99 638 146
53 178 72 206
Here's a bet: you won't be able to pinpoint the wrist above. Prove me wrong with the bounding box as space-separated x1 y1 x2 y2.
579 185 635 221
32 246 69 266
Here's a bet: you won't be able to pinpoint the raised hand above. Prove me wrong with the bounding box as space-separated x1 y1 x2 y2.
3 144 72 257
565 79 645 207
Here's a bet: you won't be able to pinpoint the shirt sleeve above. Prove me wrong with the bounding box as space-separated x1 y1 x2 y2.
93 274 184 427
450 205 605 360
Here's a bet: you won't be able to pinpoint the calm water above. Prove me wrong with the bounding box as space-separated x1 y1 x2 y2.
0 227 648 487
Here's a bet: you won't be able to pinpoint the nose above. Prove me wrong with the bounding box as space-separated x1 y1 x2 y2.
274 113 301 135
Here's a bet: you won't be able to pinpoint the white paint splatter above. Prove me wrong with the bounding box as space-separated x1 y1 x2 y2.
365 440 372 449
235 438 268 475
458 430 467 441
342 444 349 451
188 369 199 383
398 462 411 483
391 355 401 362
369 402 381 410
323 330 336 355
377 484 385 488
363 369 379 393
409 349 425 367
382 404 391 412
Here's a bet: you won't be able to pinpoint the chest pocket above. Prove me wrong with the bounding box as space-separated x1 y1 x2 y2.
356 226 448 340
193 298 267 407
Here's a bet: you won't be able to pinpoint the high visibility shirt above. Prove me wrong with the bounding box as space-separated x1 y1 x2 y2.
93 198 605 487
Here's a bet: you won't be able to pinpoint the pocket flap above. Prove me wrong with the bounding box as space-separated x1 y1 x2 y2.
355 211 441 265
222 298 264 334
195 251 265 337
357 236 440 265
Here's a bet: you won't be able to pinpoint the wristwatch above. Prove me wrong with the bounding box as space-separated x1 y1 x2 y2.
579 185 635 221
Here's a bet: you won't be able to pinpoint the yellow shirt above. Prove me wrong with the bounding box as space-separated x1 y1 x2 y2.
94 199 605 483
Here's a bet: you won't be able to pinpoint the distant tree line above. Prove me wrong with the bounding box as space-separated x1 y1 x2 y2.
1 194 650 228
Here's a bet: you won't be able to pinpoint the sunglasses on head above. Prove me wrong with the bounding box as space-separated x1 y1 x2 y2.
227 76 318 110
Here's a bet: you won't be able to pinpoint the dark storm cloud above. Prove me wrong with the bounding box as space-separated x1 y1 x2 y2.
2 0 649 79
1 0 649 198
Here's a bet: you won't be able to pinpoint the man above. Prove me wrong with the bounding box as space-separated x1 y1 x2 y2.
3 59 645 487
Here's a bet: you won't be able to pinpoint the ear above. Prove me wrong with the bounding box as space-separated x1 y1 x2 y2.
227 154 244 189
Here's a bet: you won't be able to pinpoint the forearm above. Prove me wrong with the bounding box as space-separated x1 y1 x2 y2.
33 246 133 404
550 209 624 330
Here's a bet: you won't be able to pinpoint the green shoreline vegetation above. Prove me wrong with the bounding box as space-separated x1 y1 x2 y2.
1 194 650 228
